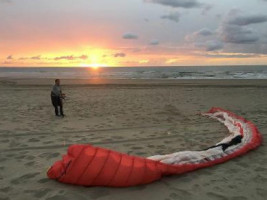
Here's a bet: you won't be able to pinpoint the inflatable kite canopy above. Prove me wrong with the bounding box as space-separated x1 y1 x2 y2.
47 107 262 187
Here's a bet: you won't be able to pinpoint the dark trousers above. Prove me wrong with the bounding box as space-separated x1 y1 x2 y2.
51 96 64 116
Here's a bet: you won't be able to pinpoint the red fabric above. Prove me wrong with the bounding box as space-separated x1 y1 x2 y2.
47 107 262 187
47 144 164 187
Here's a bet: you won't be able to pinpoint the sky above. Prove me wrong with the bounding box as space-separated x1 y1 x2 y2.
1 0 267 67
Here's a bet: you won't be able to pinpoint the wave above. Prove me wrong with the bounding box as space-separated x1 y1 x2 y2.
0 66 267 79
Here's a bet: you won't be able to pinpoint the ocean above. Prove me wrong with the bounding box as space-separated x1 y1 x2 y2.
0 66 267 79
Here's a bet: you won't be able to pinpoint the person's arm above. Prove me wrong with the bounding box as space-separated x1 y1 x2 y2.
60 86 65 99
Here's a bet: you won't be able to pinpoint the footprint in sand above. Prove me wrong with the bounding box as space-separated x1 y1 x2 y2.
231 196 248 200
0 186 11 193
15 154 25 159
136 152 147 156
45 195 73 200
5 153 16 158
256 188 267 198
131 146 143 150
206 192 228 200
37 178 50 184
24 161 35 167
28 138 40 142
43 141 53 144
0 139 9 143
25 155 35 161
39 152 60 159
113 136 123 140
24 188 52 198
10 172 40 185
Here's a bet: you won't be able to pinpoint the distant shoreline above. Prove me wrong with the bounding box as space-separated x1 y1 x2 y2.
1 77 267 87
1 65 267 68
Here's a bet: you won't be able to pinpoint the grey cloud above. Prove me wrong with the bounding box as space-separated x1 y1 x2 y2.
228 14 267 26
219 24 259 44
224 9 267 26
195 28 213 36
217 10 267 44
149 40 159 45
6 55 13 60
145 0 202 8
161 11 180 22
201 5 213 16
195 40 223 51
122 33 138 39
185 29 223 51
185 28 213 42
205 40 223 51
114 53 126 57
205 53 262 58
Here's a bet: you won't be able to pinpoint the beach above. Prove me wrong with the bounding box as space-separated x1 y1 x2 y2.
0 78 266 200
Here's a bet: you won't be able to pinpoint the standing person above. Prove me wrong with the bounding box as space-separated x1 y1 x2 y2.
51 79 65 117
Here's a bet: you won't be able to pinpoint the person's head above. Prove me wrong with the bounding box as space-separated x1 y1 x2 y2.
55 79 60 86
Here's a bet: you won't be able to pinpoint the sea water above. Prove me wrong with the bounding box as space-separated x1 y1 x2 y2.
0 66 267 79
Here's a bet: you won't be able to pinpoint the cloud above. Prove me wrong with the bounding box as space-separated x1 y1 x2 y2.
122 33 138 39
54 56 73 61
224 9 267 26
204 52 265 58
18 57 27 60
195 28 213 37
145 0 202 8
185 28 222 51
195 40 223 51
78 55 88 60
149 40 159 45
217 10 267 44
205 40 223 51
201 5 213 16
218 25 259 44
215 9 267 44
227 14 267 26
54 55 87 61
1 61 12 65
31 55 41 60
6 55 13 60
114 53 126 57
161 11 180 22
185 28 213 41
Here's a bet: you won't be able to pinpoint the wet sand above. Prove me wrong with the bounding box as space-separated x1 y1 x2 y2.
0 78 266 200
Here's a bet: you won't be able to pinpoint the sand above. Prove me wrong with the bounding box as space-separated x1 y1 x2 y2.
0 78 266 200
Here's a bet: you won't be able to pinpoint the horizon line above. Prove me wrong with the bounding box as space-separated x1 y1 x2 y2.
1 64 267 68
